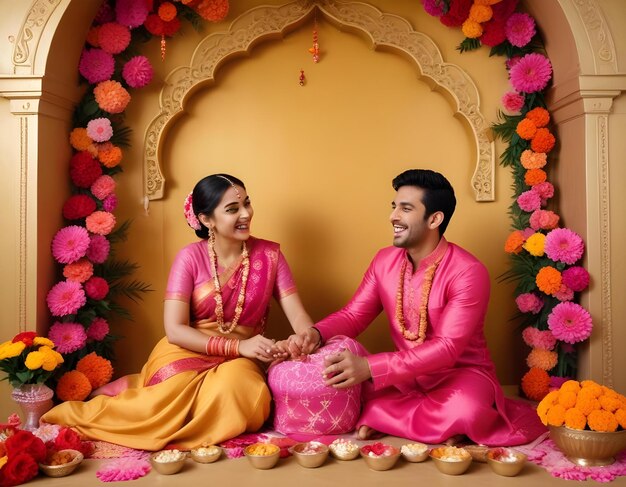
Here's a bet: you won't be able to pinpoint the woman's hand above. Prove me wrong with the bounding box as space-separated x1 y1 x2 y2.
238 334 278 363
285 328 321 358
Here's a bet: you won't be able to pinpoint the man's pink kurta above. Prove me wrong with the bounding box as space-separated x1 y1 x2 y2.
315 238 546 446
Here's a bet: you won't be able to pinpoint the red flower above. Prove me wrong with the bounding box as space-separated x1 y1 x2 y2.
11 331 36 346
162 17 181 37
63 194 97 220
70 151 102 188
144 13 165 36
440 0 472 27
480 18 507 47
4 430 46 463
54 427 92 457
0 453 39 487
84 276 109 300
492 0 518 21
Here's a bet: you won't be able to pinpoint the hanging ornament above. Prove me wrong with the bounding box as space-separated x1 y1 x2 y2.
299 69 306 86
160 34 166 62
308 17 320 63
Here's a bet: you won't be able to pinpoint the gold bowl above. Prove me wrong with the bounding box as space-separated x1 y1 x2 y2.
360 445 401 471
39 449 84 478
329 439 360 461
429 447 472 475
486 448 527 477
150 450 187 475
400 443 429 463
190 445 222 464
549 425 626 466
244 443 281 470
290 442 329 468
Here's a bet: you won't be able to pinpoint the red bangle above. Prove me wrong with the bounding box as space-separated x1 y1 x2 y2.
205 336 240 357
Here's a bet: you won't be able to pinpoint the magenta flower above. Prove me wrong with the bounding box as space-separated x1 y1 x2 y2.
506 56 521 71
103 193 118 212
516 293 543 314
86 118 113 143
85 276 110 300
122 56 153 89
501 91 525 113
547 302 593 343
517 189 542 212
533 181 554 204
545 228 585 265
115 0 150 29
421 0 446 17
51 225 91 264
94 2 115 24
91 175 116 200
46 281 86 316
86 234 110 264
553 283 574 302
522 327 557 351
530 209 560 230
510 53 552 93
98 22 131 55
549 375 570 391
505 13 536 48
87 317 109 341
48 322 88 354
78 48 115 84
562 266 590 292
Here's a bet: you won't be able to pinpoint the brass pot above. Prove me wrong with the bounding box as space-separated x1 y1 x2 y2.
549 425 626 466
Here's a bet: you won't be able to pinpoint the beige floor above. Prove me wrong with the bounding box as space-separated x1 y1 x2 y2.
30 434 610 487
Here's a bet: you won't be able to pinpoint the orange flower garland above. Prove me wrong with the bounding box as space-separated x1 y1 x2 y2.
536 380 626 431
525 107 550 128
76 352 113 389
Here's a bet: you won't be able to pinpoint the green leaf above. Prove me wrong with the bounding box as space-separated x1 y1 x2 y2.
109 279 154 303
457 38 482 53
110 122 133 148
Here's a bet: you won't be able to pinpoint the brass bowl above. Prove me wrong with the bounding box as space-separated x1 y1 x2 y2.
150 450 187 475
549 425 626 466
400 443 429 463
39 449 84 478
486 448 527 477
244 443 281 470
190 445 222 463
329 440 360 461
290 442 329 468
360 446 401 471
429 447 472 475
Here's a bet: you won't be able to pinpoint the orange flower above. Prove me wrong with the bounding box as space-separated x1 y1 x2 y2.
69 128 93 151
581 380 603 398
76 352 113 389
526 107 550 128
196 0 229 22
461 19 483 38
615 408 626 429
599 394 622 413
564 408 586 430
521 367 550 401
94 80 131 114
527 348 558 371
531 128 556 153
560 380 581 394
537 390 559 425
520 150 547 170
524 169 547 186
158 2 177 22
56 370 92 401
504 230 525 254
558 391 577 410
63 258 94 283
546 404 566 427
536 266 562 295
98 142 123 168
469 4 492 23
86 26 100 48
575 389 601 416
516 118 537 140
587 409 618 432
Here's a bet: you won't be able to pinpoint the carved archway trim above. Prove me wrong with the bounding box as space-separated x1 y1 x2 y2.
143 0 495 202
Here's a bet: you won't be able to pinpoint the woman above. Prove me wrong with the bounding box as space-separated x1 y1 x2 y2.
42 174 314 450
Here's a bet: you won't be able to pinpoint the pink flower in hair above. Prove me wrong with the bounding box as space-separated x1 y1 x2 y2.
184 192 201 230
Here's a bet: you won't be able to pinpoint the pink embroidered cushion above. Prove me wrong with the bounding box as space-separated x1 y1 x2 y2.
268 336 367 437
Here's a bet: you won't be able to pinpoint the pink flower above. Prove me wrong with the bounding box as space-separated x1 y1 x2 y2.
51 225 91 264
506 56 521 71
547 302 593 343
86 118 113 143
94 2 115 24
549 375 570 391
521 227 535 239
87 234 110 263
553 284 574 302
103 193 118 212
501 91 525 113
421 0 446 17
78 49 115 84
87 317 109 341
562 266 590 292
533 181 554 203
505 13 536 47
96 457 151 482
522 327 557 351
46 281 86 316
122 56 153 89
48 322 88 353
544 228 585 265
91 175 116 200
516 293 543 314
529 209 560 230
509 53 552 93
98 22 131 55
115 0 150 29
86 211 116 236
517 189 542 212
184 192 201 230
63 258 94 283
85 276 109 300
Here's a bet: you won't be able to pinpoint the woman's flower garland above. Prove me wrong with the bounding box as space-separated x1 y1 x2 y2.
421 0 592 401
46 0 229 402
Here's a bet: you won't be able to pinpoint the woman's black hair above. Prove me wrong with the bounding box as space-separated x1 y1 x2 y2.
191 174 245 239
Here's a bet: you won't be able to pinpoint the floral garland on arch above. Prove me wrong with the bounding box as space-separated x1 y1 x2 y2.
421 0 591 402
45 0 229 402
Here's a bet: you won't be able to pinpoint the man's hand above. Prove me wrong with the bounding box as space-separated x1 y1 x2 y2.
322 349 371 388
285 328 321 358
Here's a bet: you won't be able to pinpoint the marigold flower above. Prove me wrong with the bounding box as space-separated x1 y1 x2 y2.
522 232 545 257
517 189 542 212
0 341 26 360
469 4 492 23
56 370 92 401
525 169 547 186
76 352 113 389
85 211 116 236
599 394 622 413
462 19 483 38
94 80 131 114
115 0 150 29
517 294 544 315
558 391 577 409
505 12 536 48
536 266 562 295
562 266 590 292
526 348 557 371
537 390 559 425
97 142 123 168
504 230 525 254
615 408 626 429
98 22 131 55
526 107 550 128
581 380 603 397
531 128 556 153
521 367 550 401
69 128 93 151
575 390 600 416
546 403 566 427
196 0 229 22
520 150 547 169
560 380 581 394
564 408 586 430
587 409 618 432
516 118 537 140
158 2 177 22
510 53 552 94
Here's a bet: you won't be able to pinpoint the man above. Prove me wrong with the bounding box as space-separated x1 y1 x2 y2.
289 169 545 446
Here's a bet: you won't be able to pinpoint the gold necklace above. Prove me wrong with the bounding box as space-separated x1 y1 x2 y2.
395 254 443 343
208 236 250 334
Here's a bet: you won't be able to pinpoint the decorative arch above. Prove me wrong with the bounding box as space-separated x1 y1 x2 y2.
143 0 496 202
